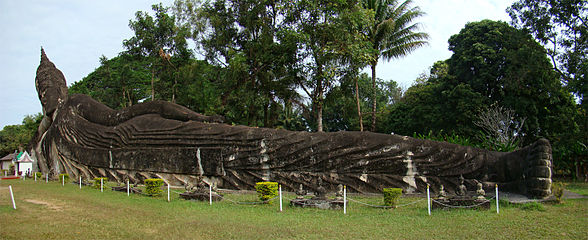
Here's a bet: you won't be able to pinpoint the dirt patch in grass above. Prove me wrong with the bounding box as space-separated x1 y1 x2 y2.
24 199 63 211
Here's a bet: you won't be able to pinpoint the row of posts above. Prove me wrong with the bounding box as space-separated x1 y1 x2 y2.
10 174 500 215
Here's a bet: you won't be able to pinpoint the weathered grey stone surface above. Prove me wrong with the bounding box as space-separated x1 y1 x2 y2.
30 49 553 198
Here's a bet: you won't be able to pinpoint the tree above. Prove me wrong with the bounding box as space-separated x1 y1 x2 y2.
283 0 374 132
507 0 587 104
175 0 301 127
447 20 577 140
123 3 192 102
324 73 402 132
0 113 43 156
474 104 526 151
362 0 428 131
69 54 151 109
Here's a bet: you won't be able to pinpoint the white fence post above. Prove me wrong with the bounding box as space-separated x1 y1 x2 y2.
127 180 130 196
279 184 283 212
34 173 36 182
101 178 103 192
46 173 48 183
62 175 65 186
167 184 170 202
427 184 431 216
209 184 212 206
343 185 347 215
9 185 16 209
79 176 82 189
496 184 499 214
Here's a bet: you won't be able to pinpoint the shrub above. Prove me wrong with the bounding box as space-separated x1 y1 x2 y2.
551 182 566 203
383 188 403 207
519 202 545 211
94 177 108 189
145 178 165 196
255 182 278 203
1 169 8 175
59 174 70 183
34 172 42 179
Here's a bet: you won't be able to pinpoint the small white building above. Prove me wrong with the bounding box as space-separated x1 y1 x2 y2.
0 153 15 175
16 151 34 176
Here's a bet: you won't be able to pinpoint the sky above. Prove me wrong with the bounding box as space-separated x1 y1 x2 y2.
0 0 515 129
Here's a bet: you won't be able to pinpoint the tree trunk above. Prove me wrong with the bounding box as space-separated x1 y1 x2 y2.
355 76 363 131
317 101 323 132
151 69 155 101
371 63 377 132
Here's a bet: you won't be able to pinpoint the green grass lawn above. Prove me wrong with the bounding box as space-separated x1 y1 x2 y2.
566 181 588 196
1 179 586 239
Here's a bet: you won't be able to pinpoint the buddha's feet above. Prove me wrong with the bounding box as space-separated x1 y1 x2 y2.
523 138 552 198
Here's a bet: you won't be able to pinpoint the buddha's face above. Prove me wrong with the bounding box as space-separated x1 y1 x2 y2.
35 49 68 116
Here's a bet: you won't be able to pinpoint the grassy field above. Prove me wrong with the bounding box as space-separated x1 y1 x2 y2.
1 179 586 240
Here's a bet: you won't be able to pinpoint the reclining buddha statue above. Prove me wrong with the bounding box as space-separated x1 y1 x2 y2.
30 49 553 198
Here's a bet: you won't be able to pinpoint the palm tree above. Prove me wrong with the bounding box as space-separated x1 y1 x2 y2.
363 0 428 131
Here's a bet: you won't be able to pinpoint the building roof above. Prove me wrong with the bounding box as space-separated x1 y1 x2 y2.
16 152 34 163
0 153 15 161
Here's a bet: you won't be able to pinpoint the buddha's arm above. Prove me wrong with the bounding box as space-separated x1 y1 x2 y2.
67 94 224 126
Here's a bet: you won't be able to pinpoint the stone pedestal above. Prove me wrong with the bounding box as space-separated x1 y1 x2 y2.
179 191 223 201
290 198 347 209
432 197 490 210
111 186 142 194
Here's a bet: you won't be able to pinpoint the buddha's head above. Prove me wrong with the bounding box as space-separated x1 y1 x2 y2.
35 48 68 117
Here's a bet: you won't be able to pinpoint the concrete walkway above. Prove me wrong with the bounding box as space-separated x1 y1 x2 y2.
497 190 586 204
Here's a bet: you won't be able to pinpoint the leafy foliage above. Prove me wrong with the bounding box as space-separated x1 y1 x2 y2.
362 0 428 131
382 187 402 207
0 113 43 156
93 177 108 189
144 178 165 196
69 55 151 109
551 181 567 203
59 174 70 183
255 182 278 203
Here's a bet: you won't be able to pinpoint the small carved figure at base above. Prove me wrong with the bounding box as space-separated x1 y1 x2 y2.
312 178 328 200
179 178 223 201
295 184 307 200
438 185 447 200
456 175 467 196
334 184 344 200
476 181 486 200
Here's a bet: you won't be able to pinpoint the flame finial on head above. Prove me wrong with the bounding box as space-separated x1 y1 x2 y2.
35 48 68 116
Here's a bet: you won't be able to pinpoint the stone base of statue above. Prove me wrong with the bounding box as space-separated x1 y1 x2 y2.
432 197 490 210
179 190 223 201
111 186 142 194
290 197 347 210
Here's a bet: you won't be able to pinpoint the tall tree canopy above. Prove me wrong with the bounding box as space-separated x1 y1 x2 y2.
386 20 578 153
507 0 587 104
0 113 43 156
362 0 428 131
123 3 192 102
69 54 151 109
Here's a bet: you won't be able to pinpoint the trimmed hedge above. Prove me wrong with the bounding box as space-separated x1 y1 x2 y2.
94 177 108 189
34 172 42 179
383 188 403 207
59 174 70 183
145 178 165 196
551 182 566 203
255 182 278 203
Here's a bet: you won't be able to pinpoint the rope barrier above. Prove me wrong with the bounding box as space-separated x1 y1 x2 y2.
431 196 495 209
346 197 425 208
219 195 280 205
